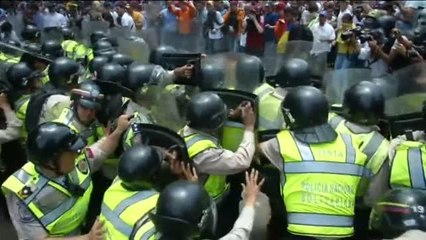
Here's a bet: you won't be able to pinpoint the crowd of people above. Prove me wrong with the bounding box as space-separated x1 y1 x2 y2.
0 1 425 240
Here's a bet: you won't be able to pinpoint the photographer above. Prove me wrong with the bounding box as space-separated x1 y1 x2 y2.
334 13 361 69
242 5 265 57
371 28 423 72
358 30 389 77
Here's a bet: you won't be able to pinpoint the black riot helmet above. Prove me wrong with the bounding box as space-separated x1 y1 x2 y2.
98 62 126 84
282 86 337 143
6 62 42 91
21 24 40 43
48 57 83 90
89 56 110 74
343 81 385 126
2 40 21 56
370 188 426 239
149 45 177 65
98 36 119 49
95 62 132 97
70 80 104 110
90 31 107 45
275 58 310 88
93 40 116 58
119 145 164 190
235 55 265 88
123 64 164 90
150 181 217 239
27 122 86 173
186 92 227 131
200 62 225 90
41 40 64 59
111 53 134 68
0 21 12 34
60 26 75 40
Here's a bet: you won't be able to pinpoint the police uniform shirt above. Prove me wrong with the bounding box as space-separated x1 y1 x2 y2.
259 137 388 208
0 107 22 145
39 95 72 125
4 141 110 240
182 126 255 175
219 206 255 240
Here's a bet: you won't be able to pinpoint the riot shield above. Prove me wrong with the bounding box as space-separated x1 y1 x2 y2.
276 40 315 73
40 27 63 43
129 123 190 162
117 36 150 64
323 68 373 106
201 53 261 151
81 21 109 45
134 84 186 132
384 63 426 137
6 13 24 38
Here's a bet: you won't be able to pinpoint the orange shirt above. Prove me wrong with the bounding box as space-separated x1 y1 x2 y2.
274 18 287 41
131 11 144 30
223 9 245 36
171 3 196 35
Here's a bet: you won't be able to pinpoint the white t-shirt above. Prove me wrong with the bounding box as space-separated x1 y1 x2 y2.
120 12 135 31
310 22 335 54
208 11 224 40
42 12 68 28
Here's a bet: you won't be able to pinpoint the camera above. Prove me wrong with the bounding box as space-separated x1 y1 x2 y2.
341 26 374 44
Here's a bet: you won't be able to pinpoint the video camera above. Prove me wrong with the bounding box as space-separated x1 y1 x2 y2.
341 26 374 44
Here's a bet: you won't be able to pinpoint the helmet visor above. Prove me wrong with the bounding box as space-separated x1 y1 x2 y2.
69 135 87 153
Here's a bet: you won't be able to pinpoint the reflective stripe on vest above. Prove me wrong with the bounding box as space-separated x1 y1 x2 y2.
1 157 92 236
277 130 367 238
328 113 344 129
101 190 157 237
14 95 31 139
287 213 353 227
329 113 387 178
182 131 228 199
390 141 426 189
130 213 157 240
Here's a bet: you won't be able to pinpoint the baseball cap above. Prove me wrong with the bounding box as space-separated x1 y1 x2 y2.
319 10 328 17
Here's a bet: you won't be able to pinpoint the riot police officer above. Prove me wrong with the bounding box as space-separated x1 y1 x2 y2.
389 101 426 190
20 24 40 46
61 26 79 59
100 145 164 240
328 81 389 239
1 114 131 239
54 80 105 146
329 81 389 202
256 58 311 131
180 92 255 202
6 62 43 140
235 55 265 92
259 86 368 239
25 57 83 133
148 169 264 240
111 53 134 69
88 56 110 80
370 188 426 239
41 40 65 59
0 40 21 63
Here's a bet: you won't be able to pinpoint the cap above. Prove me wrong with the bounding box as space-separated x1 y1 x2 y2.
319 10 328 17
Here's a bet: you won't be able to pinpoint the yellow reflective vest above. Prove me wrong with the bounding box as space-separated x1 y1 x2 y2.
54 107 105 146
181 131 229 200
255 84 285 131
14 95 31 140
390 140 426 189
328 113 389 196
100 179 158 240
122 112 155 151
1 155 93 236
41 65 50 85
61 40 79 59
0 52 20 63
276 129 368 238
